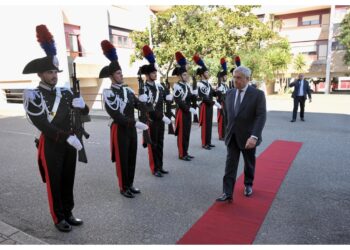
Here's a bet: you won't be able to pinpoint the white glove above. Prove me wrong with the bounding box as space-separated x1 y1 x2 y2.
192 89 198 95
214 101 222 109
166 94 173 101
138 94 148 103
189 107 196 114
72 97 86 109
135 121 148 131
189 107 199 117
66 135 83 151
162 116 171 125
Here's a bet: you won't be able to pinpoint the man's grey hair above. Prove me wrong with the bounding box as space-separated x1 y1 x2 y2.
234 66 251 78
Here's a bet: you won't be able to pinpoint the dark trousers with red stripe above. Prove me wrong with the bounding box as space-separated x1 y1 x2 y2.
223 134 256 195
217 106 225 140
111 124 137 191
147 120 164 173
200 103 213 146
176 109 192 158
38 135 77 224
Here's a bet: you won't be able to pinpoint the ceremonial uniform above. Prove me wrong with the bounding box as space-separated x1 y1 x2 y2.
22 25 88 231
139 45 172 177
103 85 141 194
198 79 217 148
216 58 229 141
216 82 229 140
173 82 194 159
143 81 168 175
24 83 89 224
100 40 146 198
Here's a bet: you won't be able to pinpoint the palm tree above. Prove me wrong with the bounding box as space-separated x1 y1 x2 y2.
293 53 307 72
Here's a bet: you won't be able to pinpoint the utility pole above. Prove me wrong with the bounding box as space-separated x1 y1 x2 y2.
325 5 335 94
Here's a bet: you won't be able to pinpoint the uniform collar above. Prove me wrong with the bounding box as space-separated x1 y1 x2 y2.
146 81 155 86
39 81 56 92
111 83 123 90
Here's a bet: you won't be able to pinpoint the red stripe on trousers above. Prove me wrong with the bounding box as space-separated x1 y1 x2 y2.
38 134 59 224
111 124 124 191
176 109 184 157
199 103 206 146
218 109 223 140
147 122 155 174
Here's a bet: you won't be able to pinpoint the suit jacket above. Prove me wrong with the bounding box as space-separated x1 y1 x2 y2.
289 79 312 99
224 86 267 149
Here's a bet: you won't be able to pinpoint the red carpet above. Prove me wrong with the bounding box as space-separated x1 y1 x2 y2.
177 140 303 244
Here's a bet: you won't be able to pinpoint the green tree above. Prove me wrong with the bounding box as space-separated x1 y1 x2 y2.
129 5 278 80
293 53 307 73
240 37 292 91
338 12 350 65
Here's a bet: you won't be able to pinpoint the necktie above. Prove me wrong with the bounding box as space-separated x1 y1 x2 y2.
234 90 243 117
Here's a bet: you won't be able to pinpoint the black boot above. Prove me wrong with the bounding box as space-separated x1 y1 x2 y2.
154 170 163 177
120 189 135 198
55 220 72 232
65 215 83 226
129 186 141 194
159 168 169 174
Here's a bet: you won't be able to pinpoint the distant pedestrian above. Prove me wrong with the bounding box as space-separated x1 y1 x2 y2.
289 73 312 122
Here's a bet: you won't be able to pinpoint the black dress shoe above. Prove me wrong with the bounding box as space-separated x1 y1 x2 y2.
202 145 211 150
216 193 232 202
179 156 191 161
129 186 141 194
159 168 169 174
301 118 305 121
154 171 163 177
187 154 195 159
66 215 83 226
290 119 296 122
55 220 72 232
244 185 253 197
120 189 135 198
208 144 215 147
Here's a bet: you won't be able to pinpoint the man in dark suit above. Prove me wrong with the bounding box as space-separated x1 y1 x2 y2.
216 66 266 202
289 73 312 122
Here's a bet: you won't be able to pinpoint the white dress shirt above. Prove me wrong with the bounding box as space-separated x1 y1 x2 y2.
298 79 304 96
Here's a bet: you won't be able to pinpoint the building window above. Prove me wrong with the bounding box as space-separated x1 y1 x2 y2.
64 24 82 58
292 45 317 54
282 18 298 28
69 34 80 52
110 27 134 49
302 15 320 26
318 44 328 60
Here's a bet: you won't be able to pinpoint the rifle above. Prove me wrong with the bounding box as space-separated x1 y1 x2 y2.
191 75 199 123
217 76 223 103
162 78 175 135
137 68 152 147
71 62 90 163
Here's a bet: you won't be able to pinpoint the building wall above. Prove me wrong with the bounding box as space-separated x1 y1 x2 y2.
0 6 69 88
273 6 350 81
0 5 154 108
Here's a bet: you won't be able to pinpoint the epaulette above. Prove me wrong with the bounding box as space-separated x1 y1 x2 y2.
103 89 115 99
173 83 183 92
23 89 40 102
